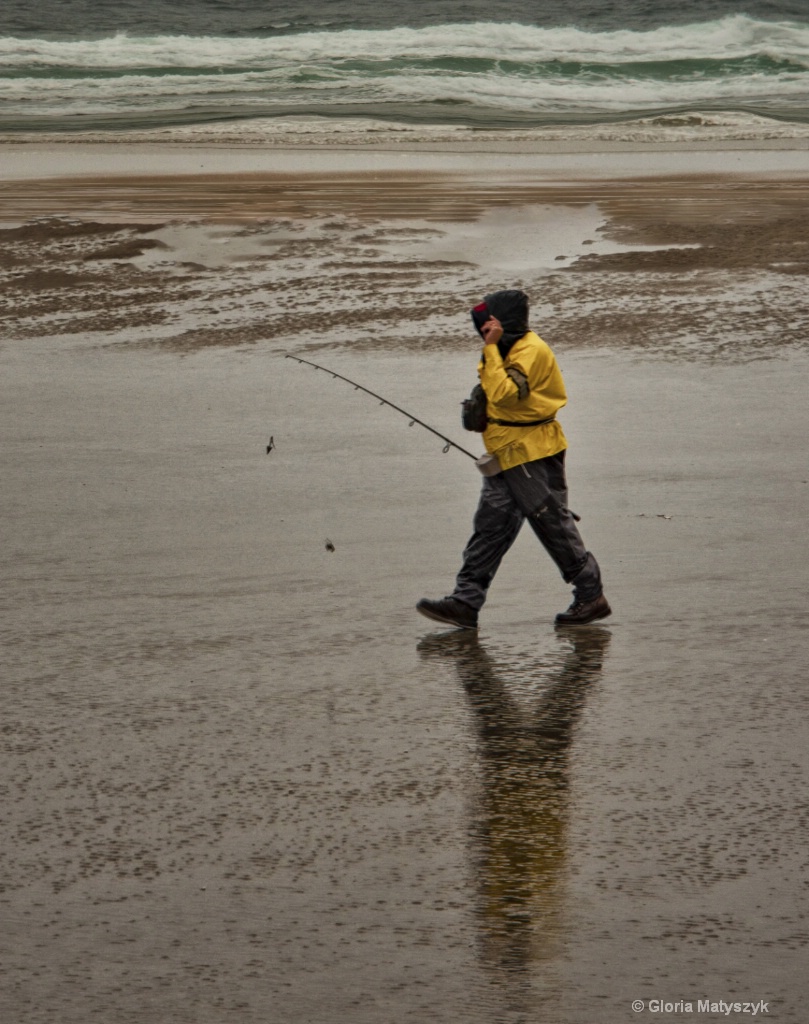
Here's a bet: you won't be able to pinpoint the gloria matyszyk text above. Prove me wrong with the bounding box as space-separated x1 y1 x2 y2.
632 1000 770 1015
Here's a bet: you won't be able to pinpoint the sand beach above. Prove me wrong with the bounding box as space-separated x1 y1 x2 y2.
2 129 809 1023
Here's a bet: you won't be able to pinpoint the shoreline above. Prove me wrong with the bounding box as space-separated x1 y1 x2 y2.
3 112 809 170
2 138 809 208
4 134 809 153
2 118 808 200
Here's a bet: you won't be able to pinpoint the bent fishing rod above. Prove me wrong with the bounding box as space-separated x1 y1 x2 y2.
285 353 478 460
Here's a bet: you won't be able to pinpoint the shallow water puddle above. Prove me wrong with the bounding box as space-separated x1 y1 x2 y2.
402 201 702 276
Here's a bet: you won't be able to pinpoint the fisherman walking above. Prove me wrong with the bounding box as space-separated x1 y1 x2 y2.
417 289 610 629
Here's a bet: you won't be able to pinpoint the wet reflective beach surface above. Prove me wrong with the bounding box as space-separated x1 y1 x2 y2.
2 330 808 1022
419 626 611 976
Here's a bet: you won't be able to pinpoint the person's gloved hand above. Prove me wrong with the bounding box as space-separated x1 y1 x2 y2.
480 316 503 345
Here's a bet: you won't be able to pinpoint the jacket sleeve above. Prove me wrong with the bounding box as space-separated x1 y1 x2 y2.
478 343 530 406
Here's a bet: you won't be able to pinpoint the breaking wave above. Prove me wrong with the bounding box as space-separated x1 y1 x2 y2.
3 15 809 132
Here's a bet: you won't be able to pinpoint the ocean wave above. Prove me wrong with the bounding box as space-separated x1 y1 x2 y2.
3 15 809 130
3 14 809 65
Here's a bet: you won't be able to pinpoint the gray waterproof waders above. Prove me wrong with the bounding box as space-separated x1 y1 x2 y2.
452 450 603 611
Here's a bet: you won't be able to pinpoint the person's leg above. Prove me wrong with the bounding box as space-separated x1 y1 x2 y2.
450 473 525 611
503 452 604 603
417 474 525 629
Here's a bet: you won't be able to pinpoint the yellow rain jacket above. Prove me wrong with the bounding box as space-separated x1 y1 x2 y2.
478 332 568 472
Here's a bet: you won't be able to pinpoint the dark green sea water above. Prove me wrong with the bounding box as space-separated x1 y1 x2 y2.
2 1 809 133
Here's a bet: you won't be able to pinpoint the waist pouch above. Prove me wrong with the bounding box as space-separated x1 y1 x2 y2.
461 384 488 432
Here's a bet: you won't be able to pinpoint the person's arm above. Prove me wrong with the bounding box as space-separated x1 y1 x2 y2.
478 320 530 405
480 344 530 405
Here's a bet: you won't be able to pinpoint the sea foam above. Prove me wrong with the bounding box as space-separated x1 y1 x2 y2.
3 15 809 131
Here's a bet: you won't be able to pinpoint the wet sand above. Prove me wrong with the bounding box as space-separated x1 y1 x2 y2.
2 141 809 1023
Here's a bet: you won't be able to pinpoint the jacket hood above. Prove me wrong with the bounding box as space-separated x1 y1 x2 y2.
474 289 530 357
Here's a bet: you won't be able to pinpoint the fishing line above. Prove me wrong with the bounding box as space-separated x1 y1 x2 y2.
285 353 478 460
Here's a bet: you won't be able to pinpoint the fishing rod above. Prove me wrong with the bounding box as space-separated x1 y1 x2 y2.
285 353 478 460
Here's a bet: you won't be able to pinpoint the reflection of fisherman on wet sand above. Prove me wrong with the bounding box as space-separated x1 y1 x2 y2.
419 628 610 976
